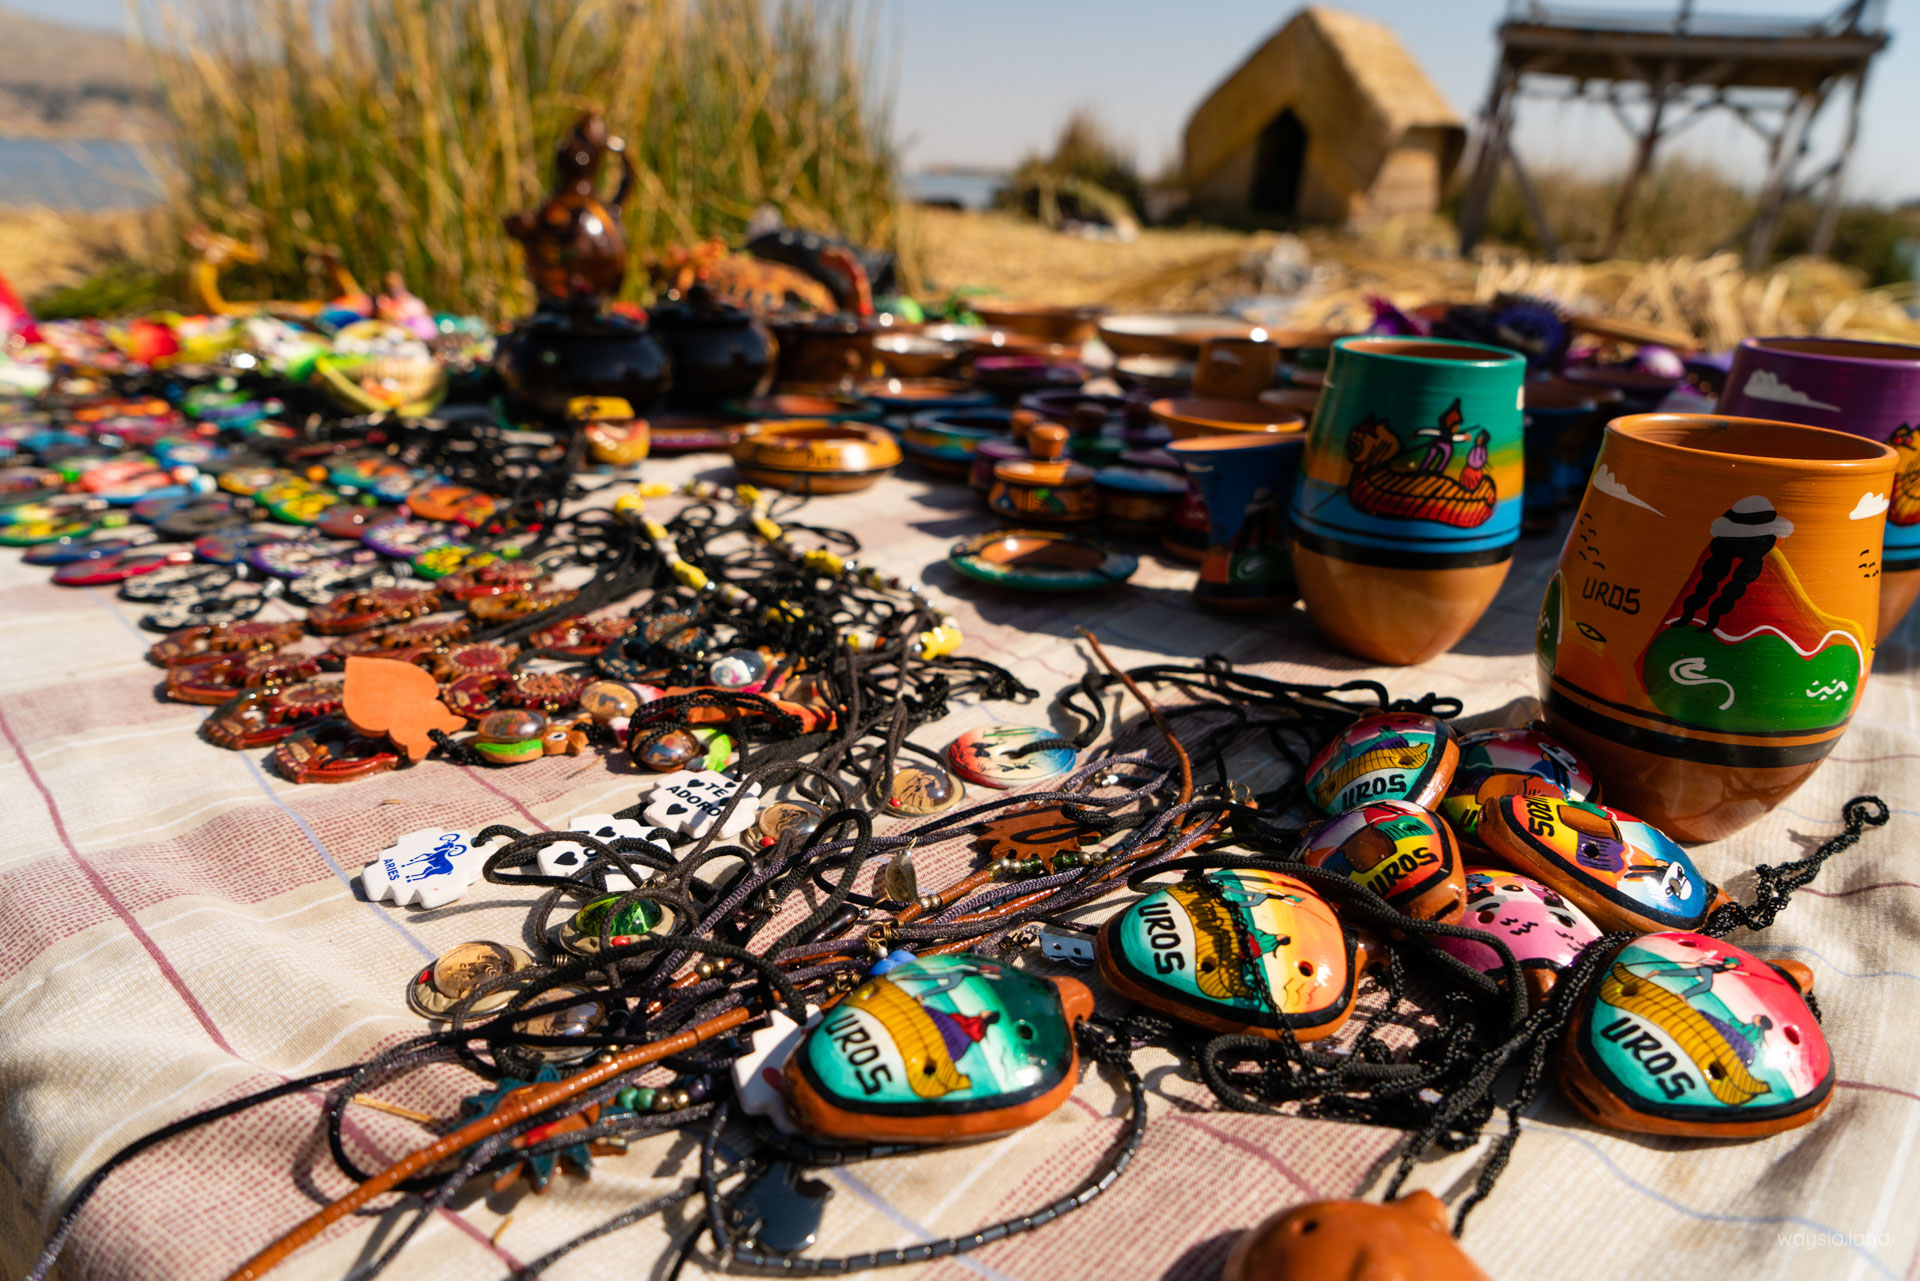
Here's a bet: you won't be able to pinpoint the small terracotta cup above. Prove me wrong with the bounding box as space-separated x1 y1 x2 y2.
1538 412 1895 841
1193 336 1282 402
1718 336 1920 633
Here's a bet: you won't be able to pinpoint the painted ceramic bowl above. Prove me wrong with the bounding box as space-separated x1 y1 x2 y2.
728 390 879 422
1098 314 1258 358
968 301 1105 346
646 413 743 454
731 419 901 493
855 377 994 415
1112 355 1195 397
1094 466 1189 538
948 529 1137 591
1563 363 1682 413
1257 386 1323 419
1149 397 1306 440
900 408 1018 476
922 323 1073 361
873 331 965 378
971 355 1086 400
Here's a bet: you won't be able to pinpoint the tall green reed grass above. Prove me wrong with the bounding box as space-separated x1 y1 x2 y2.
139 0 904 319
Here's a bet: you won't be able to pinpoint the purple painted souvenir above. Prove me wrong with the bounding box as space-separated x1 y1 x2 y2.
361 517 460 560
195 528 286 565
245 538 371 580
1719 337 1920 625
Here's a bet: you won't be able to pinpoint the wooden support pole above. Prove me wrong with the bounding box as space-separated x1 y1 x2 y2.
1745 90 1817 270
1600 60 1676 259
1811 69 1868 256
1458 57 1519 255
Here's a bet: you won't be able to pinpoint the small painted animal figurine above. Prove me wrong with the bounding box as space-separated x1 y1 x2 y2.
1224 1191 1492 1281
186 229 372 319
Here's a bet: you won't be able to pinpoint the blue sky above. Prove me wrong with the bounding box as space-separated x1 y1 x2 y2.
18 0 1920 201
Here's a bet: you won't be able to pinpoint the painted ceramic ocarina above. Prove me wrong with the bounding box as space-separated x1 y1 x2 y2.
1433 867 1602 1006
782 953 1092 1144
1304 712 1458 816
1224 1190 1491 1281
1298 800 1466 923
1437 725 1597 848
1560 932 1832 1138
1477 795 1728 933
1097 869 1369 1041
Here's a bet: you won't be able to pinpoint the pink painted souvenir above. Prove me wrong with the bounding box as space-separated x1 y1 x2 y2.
1434 868 1601 1005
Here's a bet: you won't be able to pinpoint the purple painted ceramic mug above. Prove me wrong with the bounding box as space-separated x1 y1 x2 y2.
1719 337 1920 632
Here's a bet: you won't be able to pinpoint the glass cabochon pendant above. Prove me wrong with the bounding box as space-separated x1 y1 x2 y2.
1096 869 1367 1041
1477 795 1727 933
1304 711 1458 816
1298 800 1466 923
1560 932 1832 1138
782 953 1092 1143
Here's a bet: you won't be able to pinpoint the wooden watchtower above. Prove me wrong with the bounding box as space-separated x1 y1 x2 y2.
1455 1 1889 266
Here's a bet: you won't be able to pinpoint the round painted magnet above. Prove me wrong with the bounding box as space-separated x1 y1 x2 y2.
946 725 1076 789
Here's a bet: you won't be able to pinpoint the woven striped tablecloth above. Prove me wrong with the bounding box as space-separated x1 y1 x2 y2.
3 451 1916 1280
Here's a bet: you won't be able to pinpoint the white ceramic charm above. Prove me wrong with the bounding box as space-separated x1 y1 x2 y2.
731 1005 820 1134
643 770 763 838
536 814 666 890
361 827 509 909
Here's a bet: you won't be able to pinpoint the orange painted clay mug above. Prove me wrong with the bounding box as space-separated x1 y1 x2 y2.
1537 413 1895 842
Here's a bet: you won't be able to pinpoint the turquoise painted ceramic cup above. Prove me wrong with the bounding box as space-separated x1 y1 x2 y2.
1289 337 1527 665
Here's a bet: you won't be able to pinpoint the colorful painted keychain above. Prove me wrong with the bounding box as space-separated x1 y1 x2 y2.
1298 800 1466 923
782 953 1093 1143
1303 711 1458 815
1098 868 1370 1041
1559 931 1831 1138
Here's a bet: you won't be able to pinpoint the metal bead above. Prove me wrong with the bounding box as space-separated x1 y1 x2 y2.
669 1088 691 1110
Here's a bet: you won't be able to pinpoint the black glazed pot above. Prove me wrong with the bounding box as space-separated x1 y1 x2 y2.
648 287 775 411
494 308 670 421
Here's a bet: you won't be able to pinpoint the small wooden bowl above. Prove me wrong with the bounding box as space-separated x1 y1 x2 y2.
1149 396 1305 439
1098 314 1257 358
731 419 902 493
968 302 1105 347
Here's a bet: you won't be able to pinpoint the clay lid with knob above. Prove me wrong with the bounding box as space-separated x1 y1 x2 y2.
994 420 1091 483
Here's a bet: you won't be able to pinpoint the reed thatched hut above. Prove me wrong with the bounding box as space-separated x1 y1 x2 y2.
1182 6 1465 225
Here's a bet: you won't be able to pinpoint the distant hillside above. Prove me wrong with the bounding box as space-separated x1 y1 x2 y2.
0 6 159 138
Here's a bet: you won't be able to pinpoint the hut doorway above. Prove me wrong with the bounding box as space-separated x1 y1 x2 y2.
1249 108 1307 216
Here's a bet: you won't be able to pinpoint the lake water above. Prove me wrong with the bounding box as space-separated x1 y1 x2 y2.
0 140 995 215
0 138 160 208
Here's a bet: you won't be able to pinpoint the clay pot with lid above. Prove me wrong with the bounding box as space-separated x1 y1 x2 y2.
769 314 874 389
1718 336 1920 632
648 284 773 411
1538 412 1895 841
987 422 1096 525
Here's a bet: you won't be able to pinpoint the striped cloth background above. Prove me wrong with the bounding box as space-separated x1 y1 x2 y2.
1 451 1916 1280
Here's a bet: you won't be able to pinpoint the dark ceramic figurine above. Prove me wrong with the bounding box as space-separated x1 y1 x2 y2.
496 114 669 419
504 112 635 313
